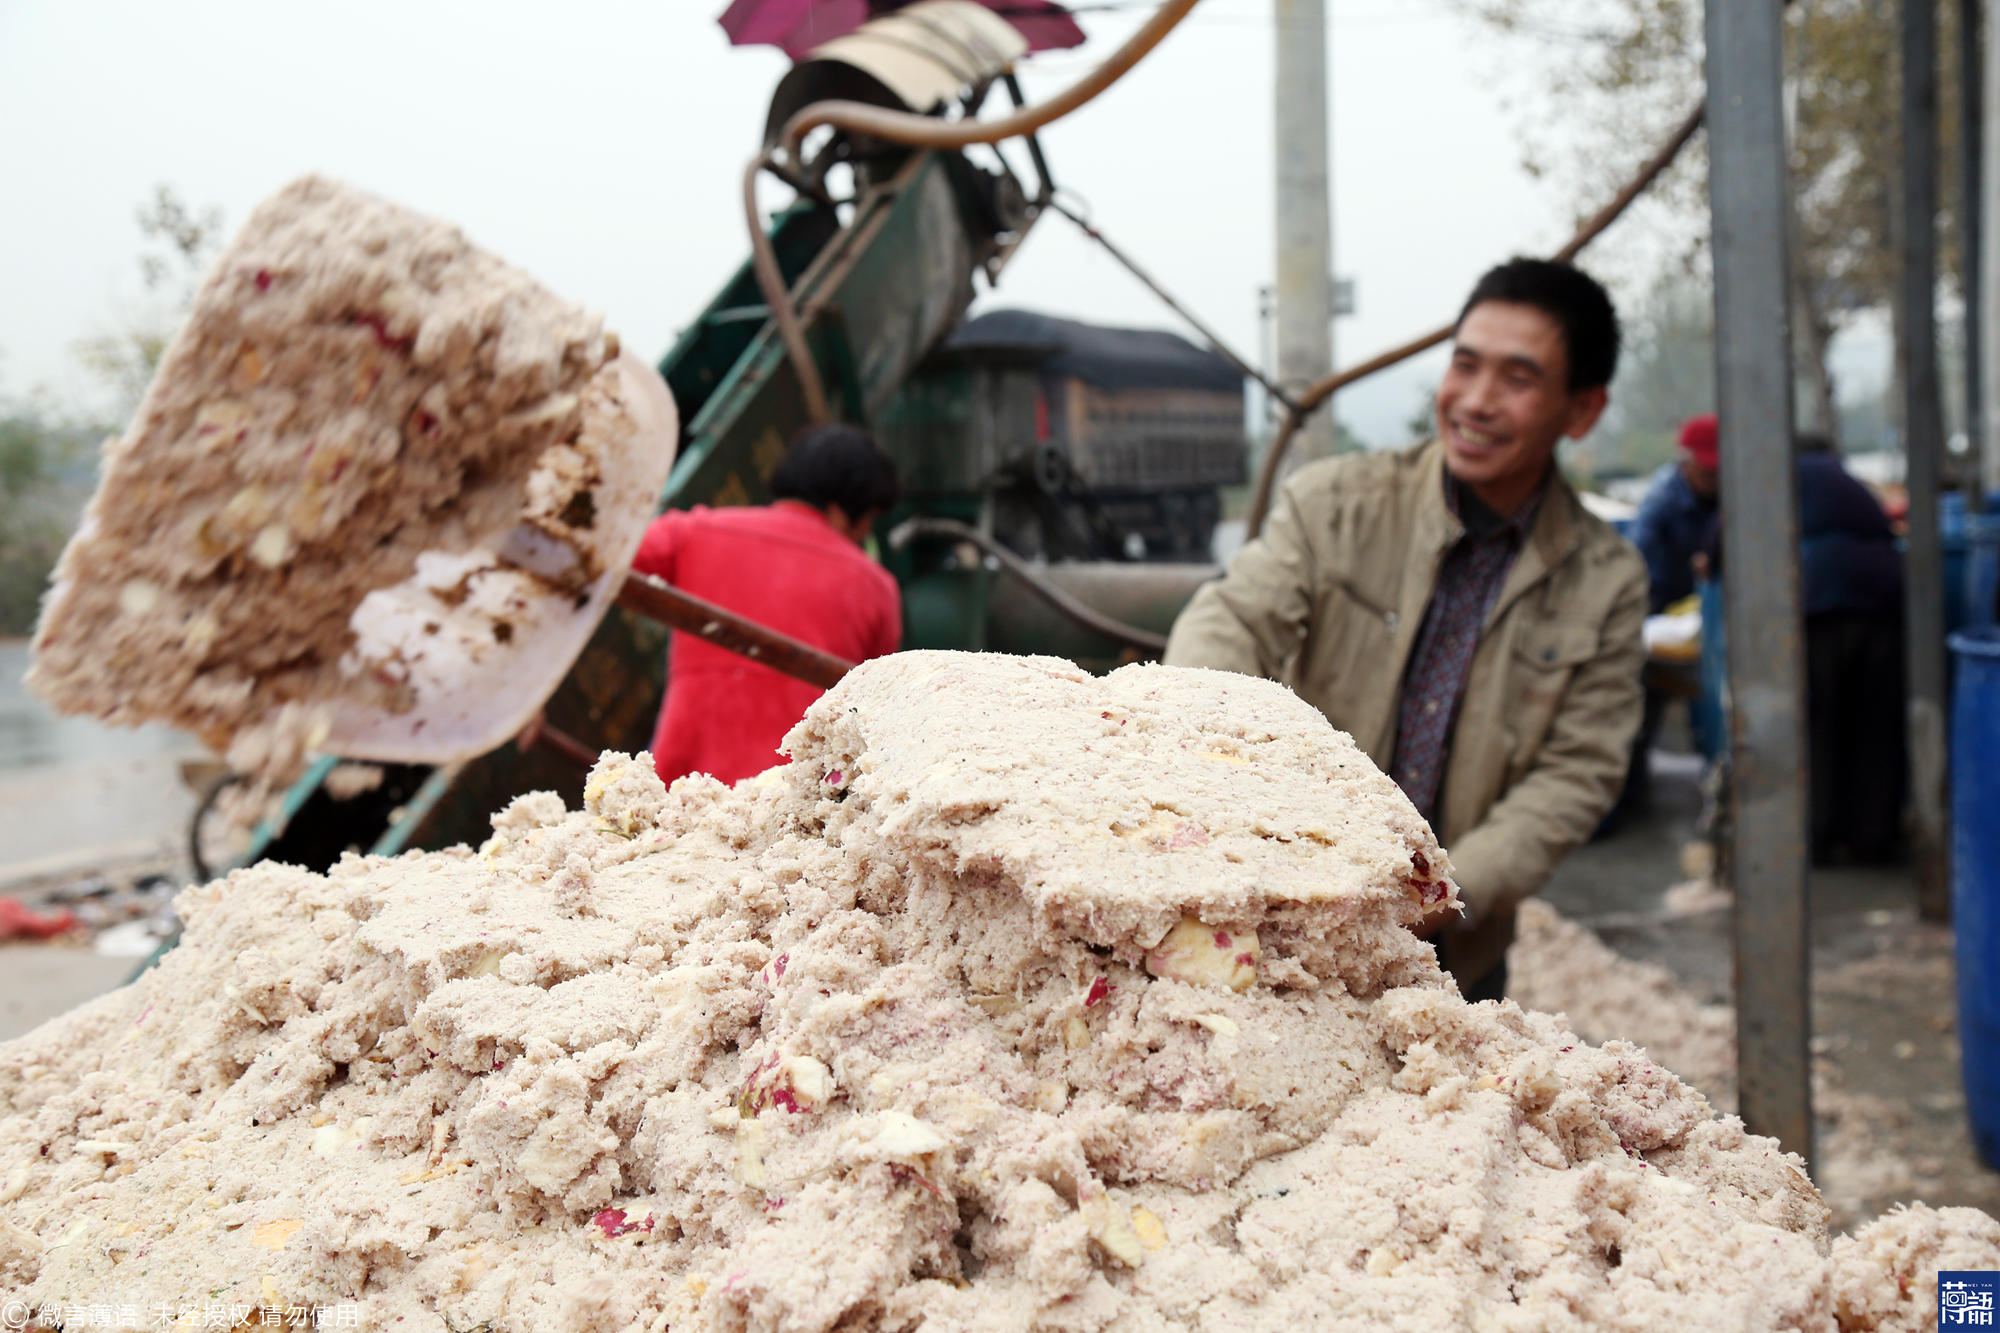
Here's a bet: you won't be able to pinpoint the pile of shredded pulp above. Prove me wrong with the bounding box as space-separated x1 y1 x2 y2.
2 654 1992 1330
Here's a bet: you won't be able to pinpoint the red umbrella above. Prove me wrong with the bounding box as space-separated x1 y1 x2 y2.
719 0 1086 60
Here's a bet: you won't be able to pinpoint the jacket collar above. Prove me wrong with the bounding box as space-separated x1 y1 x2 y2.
1414 439 1584 619
1413 441 1462 556
1525 467 1580 565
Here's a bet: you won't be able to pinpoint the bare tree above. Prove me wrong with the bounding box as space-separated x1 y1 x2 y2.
73 185 225 417
1443 0 1966 439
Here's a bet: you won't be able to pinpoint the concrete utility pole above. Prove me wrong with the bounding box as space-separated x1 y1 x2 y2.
1704 0 1814 1161
1273 0 1337 460
1903 0 1952 918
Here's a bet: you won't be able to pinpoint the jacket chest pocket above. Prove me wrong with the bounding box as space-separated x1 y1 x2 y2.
1302 581 1400 749
1504 622 1600 774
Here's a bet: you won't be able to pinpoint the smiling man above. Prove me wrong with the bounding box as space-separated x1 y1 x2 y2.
1166 258 1647 1001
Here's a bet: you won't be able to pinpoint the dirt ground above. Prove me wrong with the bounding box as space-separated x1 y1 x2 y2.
1537 745 2000 1232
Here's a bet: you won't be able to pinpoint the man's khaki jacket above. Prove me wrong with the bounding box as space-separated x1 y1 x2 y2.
1166 439 1648 984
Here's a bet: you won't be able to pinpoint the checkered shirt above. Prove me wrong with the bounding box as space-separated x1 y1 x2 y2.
1389 474 1545 822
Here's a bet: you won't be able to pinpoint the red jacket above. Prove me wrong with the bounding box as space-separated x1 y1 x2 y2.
631 501 901 785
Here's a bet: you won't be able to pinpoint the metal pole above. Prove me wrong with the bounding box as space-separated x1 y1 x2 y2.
1965 0 1984 509
1985 0 2000 494
1704 0 1813 1159
1905 0 1953 919
1273 0 1336 460
616 573 854 689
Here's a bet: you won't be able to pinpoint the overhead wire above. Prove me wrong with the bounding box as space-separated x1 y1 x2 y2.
1045 194 1297 414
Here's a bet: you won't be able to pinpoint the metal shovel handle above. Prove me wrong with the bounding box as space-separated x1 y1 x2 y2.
615 572 855 689
515 572 858 771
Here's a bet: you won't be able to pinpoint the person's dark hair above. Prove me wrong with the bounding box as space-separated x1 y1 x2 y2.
1456 257 1621 392
1796 431 1837 455
768 423 900 519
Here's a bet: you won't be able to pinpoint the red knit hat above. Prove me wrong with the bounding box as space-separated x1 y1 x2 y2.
1678 413 1720 470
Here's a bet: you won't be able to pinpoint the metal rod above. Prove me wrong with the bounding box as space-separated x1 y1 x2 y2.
886 516 1168 653
1046 198 1297 413
1244 100 1707 540
744 150 833 424
776 0 1201 156
1905 0 1954 918
1705 0 1813 1159
1965 0 1986 510
1550 102 1709 264
514 715 603 772
1001 73 1057 199
1985 0 2000 496
369 764 461 857
617 572 855 690
516 577 865 771
223 753 342 876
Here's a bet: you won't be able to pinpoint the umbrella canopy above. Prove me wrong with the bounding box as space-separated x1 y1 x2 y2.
719 0 1085 59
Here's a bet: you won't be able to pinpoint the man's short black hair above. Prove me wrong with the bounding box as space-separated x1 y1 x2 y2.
1456 258 1621 392
768 423 900 518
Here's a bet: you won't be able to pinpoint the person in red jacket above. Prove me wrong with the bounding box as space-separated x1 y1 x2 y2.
632 424 902 785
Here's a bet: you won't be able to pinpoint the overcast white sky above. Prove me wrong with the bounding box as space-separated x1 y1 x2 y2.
0 0 1654 447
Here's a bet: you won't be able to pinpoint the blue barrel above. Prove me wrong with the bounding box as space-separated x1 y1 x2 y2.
1692 577 1726 761
1968 514 2000 631
1951 627 2000 1168
1945 493 1970 636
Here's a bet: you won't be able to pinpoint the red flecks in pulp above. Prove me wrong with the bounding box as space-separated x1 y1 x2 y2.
889 1164 947 1198
1084 975 1111 1008
254 268 272 292
592 1208 653 1238
825 770 844 786
1235 953 1256 967
353 313 413 353
1212 930 1233 949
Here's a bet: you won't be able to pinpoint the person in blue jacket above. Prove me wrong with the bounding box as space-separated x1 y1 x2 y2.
1615 413 1722 814
1629 413 1721 614
1700 432 1906 862
1794 432 1905 864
